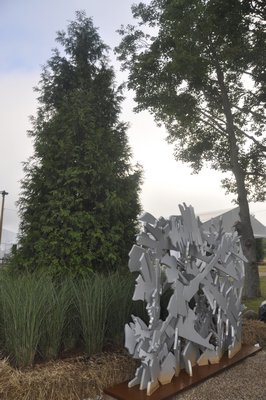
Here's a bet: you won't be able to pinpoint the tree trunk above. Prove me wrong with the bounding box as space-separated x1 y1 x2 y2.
215 63 261 298
233 169 261 298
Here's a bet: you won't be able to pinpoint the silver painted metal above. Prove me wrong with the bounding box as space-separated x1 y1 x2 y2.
125 204 245 396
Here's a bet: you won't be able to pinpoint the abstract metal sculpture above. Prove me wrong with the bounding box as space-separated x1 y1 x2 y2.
125 204 245 396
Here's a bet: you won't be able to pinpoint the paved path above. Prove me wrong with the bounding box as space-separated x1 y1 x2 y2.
175 350 266 400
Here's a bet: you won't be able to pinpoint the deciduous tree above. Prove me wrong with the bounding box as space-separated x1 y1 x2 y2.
116 0 266 297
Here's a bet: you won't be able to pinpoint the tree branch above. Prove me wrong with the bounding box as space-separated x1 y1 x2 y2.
234 126 266 153
233 104 266 122
197 115 226 136
198 106 266 155
200 109 227 132
245 172 266 179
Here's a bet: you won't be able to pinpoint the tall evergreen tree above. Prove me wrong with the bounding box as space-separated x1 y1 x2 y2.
15 11 142 276
116 0 266 298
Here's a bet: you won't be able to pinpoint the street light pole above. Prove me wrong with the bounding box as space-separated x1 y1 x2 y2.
0 190 8 246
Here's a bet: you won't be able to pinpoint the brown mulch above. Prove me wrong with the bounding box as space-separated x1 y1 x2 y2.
0 320 265 400
0 351 137 400
242 319 266 347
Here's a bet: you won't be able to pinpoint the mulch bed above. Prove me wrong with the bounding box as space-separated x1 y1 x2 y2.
0 351 137 400
0 320 265 400
242 319 266 347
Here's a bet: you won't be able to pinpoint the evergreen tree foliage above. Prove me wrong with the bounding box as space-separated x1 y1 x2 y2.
15 11 142 276
116 0 266 298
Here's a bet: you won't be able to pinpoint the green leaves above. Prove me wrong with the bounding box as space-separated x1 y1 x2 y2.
14 12 142 276
117 0 265 298
117 0 266 198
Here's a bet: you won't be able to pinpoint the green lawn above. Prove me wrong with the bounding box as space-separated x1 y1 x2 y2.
243 276 266 313
259 264 266 273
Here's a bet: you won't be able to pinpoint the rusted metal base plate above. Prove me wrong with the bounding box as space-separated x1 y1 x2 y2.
103 345 261 400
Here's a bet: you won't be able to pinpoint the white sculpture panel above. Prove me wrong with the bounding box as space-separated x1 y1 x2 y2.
125 204 245 396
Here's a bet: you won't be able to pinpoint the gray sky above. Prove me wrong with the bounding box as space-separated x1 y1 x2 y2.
1 0 266 237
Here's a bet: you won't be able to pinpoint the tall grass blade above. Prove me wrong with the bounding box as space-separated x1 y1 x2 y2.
0 273 48 367
61 281 82 354
105 272 134 345
74 275 109 355
39 278 72 360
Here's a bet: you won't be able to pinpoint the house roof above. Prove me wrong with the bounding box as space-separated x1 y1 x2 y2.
201 207 266 238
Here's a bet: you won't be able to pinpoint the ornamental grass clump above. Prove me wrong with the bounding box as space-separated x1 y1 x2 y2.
39 278 73 361
0 273 48 367
74 274 109 355
61 294 82 354
105 272 134 345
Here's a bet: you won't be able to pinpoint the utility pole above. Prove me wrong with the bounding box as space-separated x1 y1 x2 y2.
0 190 8 245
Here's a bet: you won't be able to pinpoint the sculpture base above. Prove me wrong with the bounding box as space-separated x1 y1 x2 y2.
103 344 261 400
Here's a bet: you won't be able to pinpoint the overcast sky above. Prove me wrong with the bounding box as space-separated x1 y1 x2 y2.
1 0 266 238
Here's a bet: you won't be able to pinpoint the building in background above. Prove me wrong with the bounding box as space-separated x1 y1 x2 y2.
201 207 266 238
